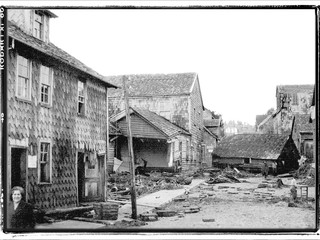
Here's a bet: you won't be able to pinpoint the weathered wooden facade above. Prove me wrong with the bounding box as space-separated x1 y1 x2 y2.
212 134 300 173
109 108 191 172
6 9 117 210
202 127 218 168
106 73 204 170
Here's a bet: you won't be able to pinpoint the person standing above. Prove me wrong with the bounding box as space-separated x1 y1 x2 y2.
272 161 277 176
261 161 269 178
7 186 35 230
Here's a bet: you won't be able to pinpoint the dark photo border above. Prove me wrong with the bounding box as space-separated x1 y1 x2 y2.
1 3 319 236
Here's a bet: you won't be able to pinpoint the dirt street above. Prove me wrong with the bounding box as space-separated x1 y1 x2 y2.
138 177 316 230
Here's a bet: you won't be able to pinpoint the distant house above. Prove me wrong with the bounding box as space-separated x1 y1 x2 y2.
6 9 117 210
255 114 268 131
109 108 191 172
212 134 300 173
106 73 204 170
276 84 314 114
203 108 224 139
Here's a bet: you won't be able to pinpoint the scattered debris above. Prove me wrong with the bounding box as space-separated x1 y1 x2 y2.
156 210 177 217
139 213 158 221
202 218 215 222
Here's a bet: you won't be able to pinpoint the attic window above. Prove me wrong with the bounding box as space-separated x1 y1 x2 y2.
34 11 44 40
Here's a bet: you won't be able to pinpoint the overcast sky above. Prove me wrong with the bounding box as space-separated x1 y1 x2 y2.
49 8 315 125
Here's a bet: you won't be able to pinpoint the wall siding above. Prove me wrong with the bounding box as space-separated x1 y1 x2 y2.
189 78 204 166
117 115 167 140
8 47 108 210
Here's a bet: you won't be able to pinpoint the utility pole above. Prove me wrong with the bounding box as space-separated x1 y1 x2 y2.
122 76 137 219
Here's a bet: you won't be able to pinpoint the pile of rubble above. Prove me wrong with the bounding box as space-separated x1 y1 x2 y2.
204 167 250 184
107 171 195 201
294 162 315 186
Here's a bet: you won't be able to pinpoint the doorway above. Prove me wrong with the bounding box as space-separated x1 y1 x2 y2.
78 152 104 202
11 148 27 201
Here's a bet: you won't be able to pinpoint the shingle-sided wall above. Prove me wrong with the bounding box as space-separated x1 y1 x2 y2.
8 48 108 210
8 9 51 43
8 10 32 35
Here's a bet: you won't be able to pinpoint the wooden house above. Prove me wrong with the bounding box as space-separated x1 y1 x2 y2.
6 9 117 210
106 73 204 170
212 134 300 173
109 107 191 172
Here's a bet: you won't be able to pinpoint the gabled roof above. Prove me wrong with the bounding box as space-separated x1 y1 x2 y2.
276 84 314 95
111 107 190 139
204 126 218 139
109 123 122 135
8 21 118 88
256 115 268 126
212 134 290 160
105 73 198 97
294 114 315 132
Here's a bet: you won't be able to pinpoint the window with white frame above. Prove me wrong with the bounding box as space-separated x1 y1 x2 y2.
40 65 53 105
39 142 51 183
34 11 44 40
78 80 85 115
17 55 31 100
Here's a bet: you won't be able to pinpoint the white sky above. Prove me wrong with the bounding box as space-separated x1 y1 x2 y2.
48 8 315 125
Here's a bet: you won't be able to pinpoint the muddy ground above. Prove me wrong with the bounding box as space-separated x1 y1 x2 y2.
136 176 316 230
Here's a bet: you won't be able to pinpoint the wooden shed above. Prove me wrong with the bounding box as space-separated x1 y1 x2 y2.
212 134 300 173
109 107 191 172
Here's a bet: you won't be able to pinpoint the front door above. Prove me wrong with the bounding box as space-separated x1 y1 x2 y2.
78 152 104 202
11 148 27 201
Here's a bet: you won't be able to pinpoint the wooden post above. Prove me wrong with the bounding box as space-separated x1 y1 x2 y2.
104 88 109 202
122 76 137 219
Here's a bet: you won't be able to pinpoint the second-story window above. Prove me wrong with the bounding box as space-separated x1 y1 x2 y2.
34 11 44 40
39 142 51 183
40 65 53 105
16 55 31 100
78 80 85 115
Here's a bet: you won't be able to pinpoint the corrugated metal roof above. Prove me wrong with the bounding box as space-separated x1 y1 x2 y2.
8 21 118 88
212 134 290 160
105 73 197 97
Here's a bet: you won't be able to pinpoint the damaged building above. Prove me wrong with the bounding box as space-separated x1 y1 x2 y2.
257 84 315 160
212 134 300 173
6 9 117 209
109 108 191 172
106 73 205 171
